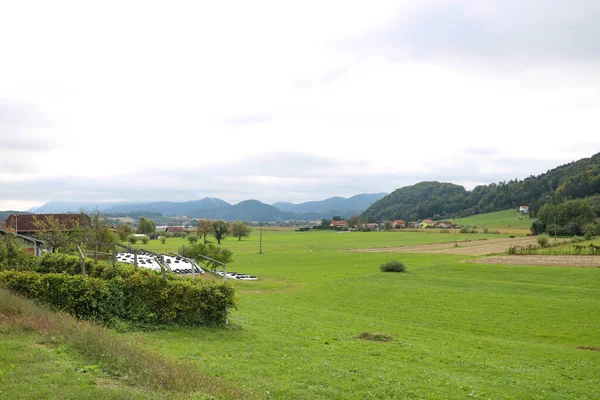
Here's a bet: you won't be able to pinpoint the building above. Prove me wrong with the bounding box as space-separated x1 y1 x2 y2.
5 213 92 235
519 206 529 214
330 220 348 228
419 219 435 228
393 220 405 228
435 221 454 229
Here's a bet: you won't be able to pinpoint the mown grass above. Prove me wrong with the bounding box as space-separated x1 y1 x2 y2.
121 238 600 399
452 209 534 231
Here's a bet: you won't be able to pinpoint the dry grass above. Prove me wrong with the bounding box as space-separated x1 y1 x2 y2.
352 237 569 256
469 255 600 268
0 287 243 398
358 332 393 342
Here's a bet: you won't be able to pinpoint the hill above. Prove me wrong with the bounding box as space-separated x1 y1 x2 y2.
206 200 296 221
363 152 600 221
273 193 387 217
31 201 126 214
451 209 534 230
105 197 231 216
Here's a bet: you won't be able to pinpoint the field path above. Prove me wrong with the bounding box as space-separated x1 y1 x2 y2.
470 255 600 268
351 236 568 256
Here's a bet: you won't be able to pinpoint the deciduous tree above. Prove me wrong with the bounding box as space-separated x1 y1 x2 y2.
212 220 229 244
196 219 214 244
230 221 252 241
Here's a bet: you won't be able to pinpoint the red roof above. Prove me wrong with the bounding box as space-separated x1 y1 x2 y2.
330 220 347 227
166 226 184 233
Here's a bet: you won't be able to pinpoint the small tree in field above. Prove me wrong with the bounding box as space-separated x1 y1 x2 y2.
160 236 167 244
212 220 229 244
128 236 138 244
141 236 149 244
196 220 214 244
231 221 252 241
537 234 549 248
187 234 198 244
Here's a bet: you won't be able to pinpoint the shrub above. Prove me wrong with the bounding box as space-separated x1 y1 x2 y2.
0 269 236 326
128 236 138 244
187 234 198 244
537 234 550 247
440 228 450 234
380 260 406 273
141 236 149 244
160 237 167 244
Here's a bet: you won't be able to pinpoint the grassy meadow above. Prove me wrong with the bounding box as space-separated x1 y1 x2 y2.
451 209 534 232
2 222 599 398
125 228 600 399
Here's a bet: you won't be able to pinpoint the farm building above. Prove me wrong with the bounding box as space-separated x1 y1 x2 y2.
419 219 435 228
5 213 91 235
435 221 454 229
519 206 529 214
330 220 348 228
393 220 405 228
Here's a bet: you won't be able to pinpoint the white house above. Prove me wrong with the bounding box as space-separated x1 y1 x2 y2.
519 206 529 214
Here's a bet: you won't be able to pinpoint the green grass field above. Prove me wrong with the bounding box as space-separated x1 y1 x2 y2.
3 225 599 399
123 229 600 399
451 209 534 230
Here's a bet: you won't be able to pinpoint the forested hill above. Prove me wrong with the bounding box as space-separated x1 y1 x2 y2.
362 152 600 222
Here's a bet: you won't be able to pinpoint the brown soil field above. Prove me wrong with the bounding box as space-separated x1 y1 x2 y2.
352 237 569 256
469 255 600 268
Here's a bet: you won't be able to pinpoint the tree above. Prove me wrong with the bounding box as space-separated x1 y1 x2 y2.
231 221 252 241
136 217 155 235
116 224 133 241
332 216 342 221
196 219 214 244
32 214 83 253
179 242 233 271
348 215 361 228
321 218 332 227
212 220 229 244
383 221 393 231
187 234 198 244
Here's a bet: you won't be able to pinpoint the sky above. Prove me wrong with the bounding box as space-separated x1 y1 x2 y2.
1 0 599 210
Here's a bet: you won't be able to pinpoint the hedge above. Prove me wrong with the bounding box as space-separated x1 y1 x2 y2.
0 269 236 326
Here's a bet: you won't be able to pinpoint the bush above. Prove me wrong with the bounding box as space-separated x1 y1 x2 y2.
187 234 198 244
359 332 393 342
537 234 550 247
0 269 236 326
128 236 138 244
160 237 167 244
141 236 149 244
380 260 406 273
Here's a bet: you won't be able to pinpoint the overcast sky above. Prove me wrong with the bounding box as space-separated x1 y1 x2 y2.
1 0 599 210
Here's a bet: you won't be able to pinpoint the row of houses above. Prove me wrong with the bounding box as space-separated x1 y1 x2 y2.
330 219 456 230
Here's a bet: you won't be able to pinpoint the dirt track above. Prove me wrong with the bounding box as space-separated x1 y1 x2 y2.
352 237 568 256
470 255 600 268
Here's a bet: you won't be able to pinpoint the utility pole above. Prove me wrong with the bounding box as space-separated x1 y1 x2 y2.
259 220 263 254
454 225 458 247
554 215 557 241
15 215 18 234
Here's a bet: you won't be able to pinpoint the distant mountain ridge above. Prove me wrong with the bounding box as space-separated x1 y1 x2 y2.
22 193 387 222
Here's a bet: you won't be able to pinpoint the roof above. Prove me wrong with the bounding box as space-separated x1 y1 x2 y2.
166 226 184 233
520 205 529 209
421 219 434 224
330 220 347 227
5 213 91 233
393 220 405 223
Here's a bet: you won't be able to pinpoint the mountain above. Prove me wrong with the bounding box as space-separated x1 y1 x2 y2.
273 193 387 217
32 201 127 214
363 152 600 221
105 198 231 216
207 200 295 221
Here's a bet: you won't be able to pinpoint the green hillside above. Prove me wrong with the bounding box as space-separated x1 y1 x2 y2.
451 209 534 230
363 151 600 221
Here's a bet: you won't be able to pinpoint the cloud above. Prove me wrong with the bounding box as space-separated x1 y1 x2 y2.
222 114 276 125
348 0 600 64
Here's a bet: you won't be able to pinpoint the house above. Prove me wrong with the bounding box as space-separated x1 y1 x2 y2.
5 213 91 235
0 228 46 256
519 206 529 214
435 221 454 229
393 220 405 228
419 219 435 228
330 220 348 228
361 223 379 231
166 226 185 233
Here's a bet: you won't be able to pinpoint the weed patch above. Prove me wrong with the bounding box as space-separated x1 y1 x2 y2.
358 332 393 342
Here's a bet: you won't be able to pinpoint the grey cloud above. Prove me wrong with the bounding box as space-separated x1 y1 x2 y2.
348 1 600 64
1 151 585 206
